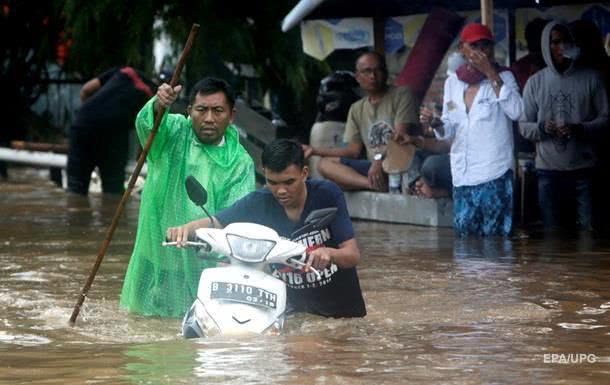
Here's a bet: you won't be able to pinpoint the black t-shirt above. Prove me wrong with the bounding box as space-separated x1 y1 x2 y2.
215 179 366 318
73 66 154 131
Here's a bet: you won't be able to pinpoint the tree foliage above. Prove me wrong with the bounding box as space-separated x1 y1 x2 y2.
151 0 328 137
2 0 329 141
0 0 65 139
62 0 157 77
61 0 327 101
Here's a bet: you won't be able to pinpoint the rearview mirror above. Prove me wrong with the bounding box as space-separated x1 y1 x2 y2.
304 207 337 227
291 207 337 239
185 175 208 207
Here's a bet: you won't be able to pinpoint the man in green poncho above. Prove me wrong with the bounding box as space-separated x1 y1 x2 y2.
120 77 255 317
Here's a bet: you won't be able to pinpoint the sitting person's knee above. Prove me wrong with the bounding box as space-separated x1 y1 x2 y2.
318 157 338 178
415 154 451 198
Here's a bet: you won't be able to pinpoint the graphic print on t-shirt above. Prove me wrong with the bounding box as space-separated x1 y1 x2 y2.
272 227 338 290
548 89 574 124
368 119 393 147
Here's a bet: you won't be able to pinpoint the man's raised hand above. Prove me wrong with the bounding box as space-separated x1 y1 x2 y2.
156 83 183 109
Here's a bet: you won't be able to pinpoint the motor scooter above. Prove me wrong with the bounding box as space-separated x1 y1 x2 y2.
164 176 336 338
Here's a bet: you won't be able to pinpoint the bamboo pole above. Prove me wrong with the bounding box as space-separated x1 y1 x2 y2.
68 23 200 326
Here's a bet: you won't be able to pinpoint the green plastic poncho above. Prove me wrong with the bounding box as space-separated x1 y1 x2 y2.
120 98 255 317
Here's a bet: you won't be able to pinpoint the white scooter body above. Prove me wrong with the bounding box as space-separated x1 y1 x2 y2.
185 266 287 336
180 222 307 338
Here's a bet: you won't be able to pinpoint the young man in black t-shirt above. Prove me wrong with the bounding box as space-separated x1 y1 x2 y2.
167 139 366 318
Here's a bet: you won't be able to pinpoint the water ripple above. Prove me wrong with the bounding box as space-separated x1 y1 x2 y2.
9 271 49 282
576 307 608 315
0 331 51 346
557 323 607 330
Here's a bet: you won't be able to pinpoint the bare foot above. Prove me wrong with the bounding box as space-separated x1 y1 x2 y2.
415 179 449 199
371 182 388 193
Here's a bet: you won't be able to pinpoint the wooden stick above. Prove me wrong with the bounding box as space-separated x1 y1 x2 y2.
69 23 200 326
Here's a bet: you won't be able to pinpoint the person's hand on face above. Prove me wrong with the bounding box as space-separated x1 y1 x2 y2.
463 41 494 75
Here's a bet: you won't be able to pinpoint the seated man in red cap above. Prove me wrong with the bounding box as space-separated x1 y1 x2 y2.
395 23 523 236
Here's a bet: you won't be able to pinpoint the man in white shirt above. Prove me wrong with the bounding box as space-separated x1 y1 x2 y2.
395 23 523 236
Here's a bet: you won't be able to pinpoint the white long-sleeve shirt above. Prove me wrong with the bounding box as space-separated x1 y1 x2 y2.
440 71 523 187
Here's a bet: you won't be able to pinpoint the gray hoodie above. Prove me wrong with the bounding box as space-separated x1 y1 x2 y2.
519 21 608 171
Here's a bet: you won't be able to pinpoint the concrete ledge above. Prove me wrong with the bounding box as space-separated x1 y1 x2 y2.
344 191 453 227
0 148 147 176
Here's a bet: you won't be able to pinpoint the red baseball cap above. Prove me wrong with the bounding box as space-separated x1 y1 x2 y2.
460 23 494 43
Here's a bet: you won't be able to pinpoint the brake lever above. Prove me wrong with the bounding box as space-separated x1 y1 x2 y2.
288 258 322 280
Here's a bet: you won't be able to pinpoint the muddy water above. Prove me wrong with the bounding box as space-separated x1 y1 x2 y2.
1 168 610 385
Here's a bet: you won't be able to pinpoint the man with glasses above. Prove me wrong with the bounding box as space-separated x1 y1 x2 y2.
302 51 419 192
396 23 523 236
519 21 608 231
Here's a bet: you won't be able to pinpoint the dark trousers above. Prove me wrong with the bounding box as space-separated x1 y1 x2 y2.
420 152 452 191
67 125 128 195
537 169 593 231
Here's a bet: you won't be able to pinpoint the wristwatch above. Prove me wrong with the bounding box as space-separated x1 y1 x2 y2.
373 153 384 161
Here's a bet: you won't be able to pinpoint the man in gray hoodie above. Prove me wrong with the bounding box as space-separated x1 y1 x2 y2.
519 21 609 231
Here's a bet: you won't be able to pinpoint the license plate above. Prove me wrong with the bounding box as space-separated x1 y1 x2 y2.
210 282 277 309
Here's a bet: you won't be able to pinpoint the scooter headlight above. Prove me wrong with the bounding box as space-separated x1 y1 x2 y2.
226 234 276 263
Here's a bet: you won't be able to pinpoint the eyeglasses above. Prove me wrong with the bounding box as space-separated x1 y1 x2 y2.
357 67 385 76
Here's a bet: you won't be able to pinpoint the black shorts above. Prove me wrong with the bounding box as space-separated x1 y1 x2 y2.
339 157 371 177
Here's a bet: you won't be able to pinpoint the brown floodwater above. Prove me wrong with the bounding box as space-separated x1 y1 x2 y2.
1 168 610 385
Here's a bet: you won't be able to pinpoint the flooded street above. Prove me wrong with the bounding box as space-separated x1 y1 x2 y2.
2 168 610 385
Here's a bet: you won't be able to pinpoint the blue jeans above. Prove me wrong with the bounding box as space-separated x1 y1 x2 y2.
537 169 593 230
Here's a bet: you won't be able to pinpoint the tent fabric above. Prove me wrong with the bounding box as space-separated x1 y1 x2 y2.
394 7 465 100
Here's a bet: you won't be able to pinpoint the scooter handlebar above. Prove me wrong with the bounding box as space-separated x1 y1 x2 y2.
162 241 212 252
286 255 322 280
